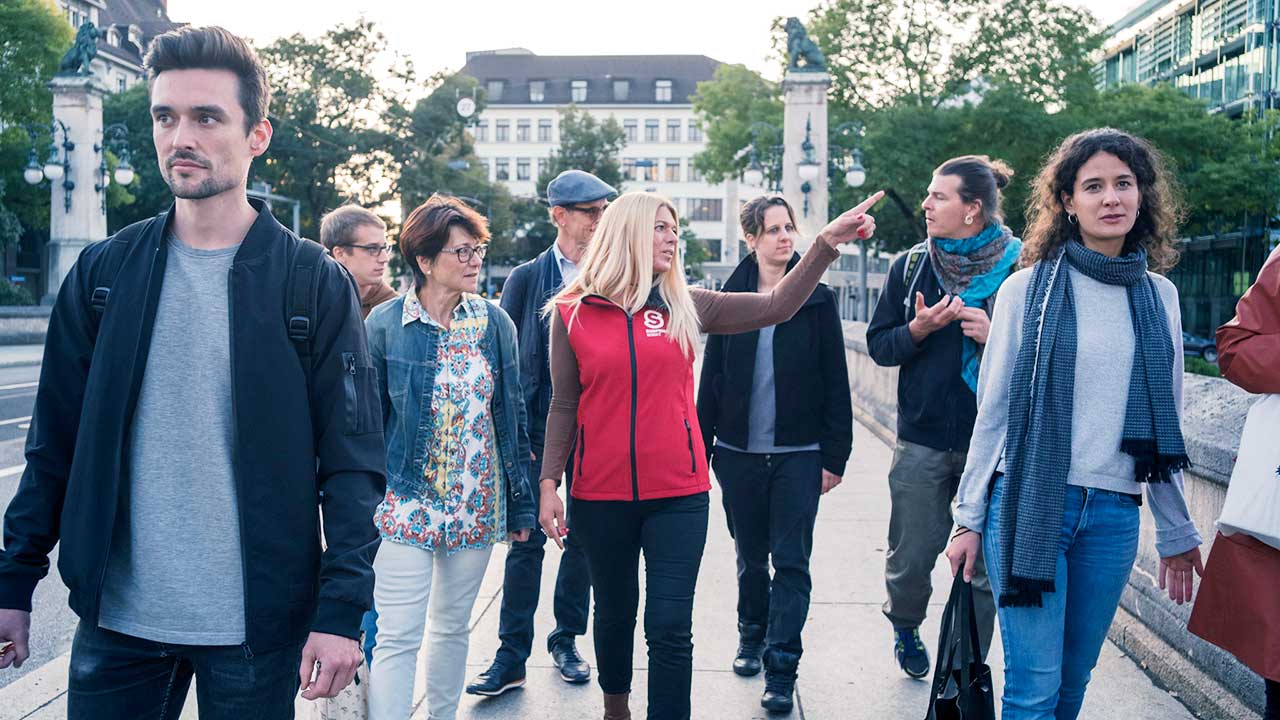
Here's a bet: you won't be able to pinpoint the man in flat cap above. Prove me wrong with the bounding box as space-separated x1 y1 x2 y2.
467 169 615 697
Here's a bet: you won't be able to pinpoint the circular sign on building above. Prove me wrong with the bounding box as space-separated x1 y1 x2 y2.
456 97 477 118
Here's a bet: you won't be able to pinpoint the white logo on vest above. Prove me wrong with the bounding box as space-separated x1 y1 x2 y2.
642 309 667 337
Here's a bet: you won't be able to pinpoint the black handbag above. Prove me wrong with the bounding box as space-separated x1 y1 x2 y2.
925 573 996 720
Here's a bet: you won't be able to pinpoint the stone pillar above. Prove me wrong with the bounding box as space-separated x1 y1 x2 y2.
781 71 831 252
44 75 110 304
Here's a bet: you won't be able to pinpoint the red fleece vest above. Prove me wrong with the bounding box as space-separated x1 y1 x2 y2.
560 297 711 501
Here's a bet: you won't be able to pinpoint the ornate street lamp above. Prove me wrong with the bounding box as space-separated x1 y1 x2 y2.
96 123 136 213
23 150 44 186
23 120 76 213
797 116 822 217
737 121 783 191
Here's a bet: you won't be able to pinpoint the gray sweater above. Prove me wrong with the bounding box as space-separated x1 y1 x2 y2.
953 264 1202 558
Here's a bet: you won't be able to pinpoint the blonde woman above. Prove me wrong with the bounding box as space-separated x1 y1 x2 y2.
537 190 883 720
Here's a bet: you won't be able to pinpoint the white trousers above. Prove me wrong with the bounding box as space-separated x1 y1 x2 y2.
368 540 494 720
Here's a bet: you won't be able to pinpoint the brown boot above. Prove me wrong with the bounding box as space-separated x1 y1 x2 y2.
603 691 632 720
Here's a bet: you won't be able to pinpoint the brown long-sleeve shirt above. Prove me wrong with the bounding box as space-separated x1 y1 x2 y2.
539 240 840 481
1217 245 1280 394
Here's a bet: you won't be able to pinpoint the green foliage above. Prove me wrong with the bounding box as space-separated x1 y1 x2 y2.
1184 356 1221 378
535 106 626 193
104 84 171 232
0 0 74 245
680 220 709 279
804 0 1100 110
0 276 36 306
691 64 783 184
254 20 417 238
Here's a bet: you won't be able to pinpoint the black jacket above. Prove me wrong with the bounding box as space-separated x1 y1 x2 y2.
866 250 977 453
500 246 564 461
0 201 386 651
696 252 853 475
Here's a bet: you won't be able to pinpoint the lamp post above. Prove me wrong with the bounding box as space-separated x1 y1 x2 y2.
23 120 76 214
95 122 136 213
796 116 822 217
738 121 783 191
829 121 874 321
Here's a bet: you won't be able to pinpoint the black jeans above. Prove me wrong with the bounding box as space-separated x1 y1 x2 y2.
67 621 305 720
712 448 822 660
1266 678 1279 720
573 491 709 720
495 460 591 667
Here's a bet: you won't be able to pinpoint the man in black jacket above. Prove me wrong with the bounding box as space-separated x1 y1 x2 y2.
0 26 384 717
866 243 997 679
467 170 613 696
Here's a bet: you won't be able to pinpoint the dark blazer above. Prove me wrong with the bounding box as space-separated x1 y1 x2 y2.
865 251 976 453
696 251 853 476
0 200 386 651
500 245 564 461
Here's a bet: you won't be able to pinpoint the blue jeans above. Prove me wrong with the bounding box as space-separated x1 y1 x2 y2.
983 477 1140 720
67 621 305 719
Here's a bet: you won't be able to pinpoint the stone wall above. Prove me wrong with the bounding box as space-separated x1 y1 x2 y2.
0 307 51 345
842 320 1266 719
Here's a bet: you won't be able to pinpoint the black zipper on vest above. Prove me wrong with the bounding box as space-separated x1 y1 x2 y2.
625 313 639 501
578 425 586 473
684 418 695 474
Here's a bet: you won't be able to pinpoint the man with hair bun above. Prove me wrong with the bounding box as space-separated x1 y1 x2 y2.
866 155 1019 679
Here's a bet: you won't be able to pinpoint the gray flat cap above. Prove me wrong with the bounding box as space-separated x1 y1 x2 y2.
546 170 617 207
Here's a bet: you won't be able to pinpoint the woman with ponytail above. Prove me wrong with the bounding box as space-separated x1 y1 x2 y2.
945 129 1203 719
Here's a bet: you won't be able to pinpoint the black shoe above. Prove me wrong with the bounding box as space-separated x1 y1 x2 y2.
760 649 798 714
894 627 930 679
733 622 766 677
549 638 591 684
465 660 526 696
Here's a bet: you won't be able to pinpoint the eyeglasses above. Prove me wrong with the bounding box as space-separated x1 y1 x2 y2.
564 204 608 221
340 243 392 258
442 244 489 263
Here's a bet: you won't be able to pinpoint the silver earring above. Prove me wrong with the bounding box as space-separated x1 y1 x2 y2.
1067 213 1077 225
964 215 973 225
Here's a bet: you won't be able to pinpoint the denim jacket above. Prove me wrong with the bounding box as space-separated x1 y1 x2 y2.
365 294 536 532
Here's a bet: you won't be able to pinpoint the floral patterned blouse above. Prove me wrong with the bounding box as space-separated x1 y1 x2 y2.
374 293 507 554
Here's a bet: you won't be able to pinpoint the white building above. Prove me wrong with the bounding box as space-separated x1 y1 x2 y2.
56 0 181 94
458 49 744 280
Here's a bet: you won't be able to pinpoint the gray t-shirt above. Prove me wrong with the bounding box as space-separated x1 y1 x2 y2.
99 235 246 645
717 325 821 455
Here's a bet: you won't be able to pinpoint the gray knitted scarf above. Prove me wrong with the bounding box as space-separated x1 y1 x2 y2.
999 240 1189 607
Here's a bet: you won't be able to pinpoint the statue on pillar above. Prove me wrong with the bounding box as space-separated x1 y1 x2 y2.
57 22 100 76
784 18 827 73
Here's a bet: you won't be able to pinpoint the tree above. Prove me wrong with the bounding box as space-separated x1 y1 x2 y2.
0 0 74 246
680 219 710 280
803 0 1100 110
253 20 417 238
690 64 783 184
104 84 171 232
535 106 626 193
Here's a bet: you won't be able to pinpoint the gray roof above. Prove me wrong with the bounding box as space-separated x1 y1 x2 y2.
458 51 723 105
96 0 181 69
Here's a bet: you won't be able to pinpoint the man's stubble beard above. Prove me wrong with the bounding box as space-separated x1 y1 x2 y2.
164 170 239 201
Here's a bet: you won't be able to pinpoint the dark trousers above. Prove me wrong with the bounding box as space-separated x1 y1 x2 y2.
573 491 709 720
495 460 591 667
712 448 822 660
67 621 305 720
1267 678 1279 720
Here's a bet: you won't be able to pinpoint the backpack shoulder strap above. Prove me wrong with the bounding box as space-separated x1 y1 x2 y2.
901 241 930 319
88 216 158 340
286 238 327 387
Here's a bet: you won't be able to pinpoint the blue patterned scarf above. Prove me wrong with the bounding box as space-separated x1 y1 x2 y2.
930 224 1022 392
999 240 1190 607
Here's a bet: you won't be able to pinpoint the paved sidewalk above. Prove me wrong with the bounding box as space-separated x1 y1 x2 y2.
316 421 1196 720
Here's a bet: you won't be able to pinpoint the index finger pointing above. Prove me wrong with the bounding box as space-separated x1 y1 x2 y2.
849 190 886 215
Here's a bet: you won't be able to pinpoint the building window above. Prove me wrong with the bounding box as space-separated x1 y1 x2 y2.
623 119 638 142
516 119 530 142
688 198 723 222
537 119 552 143
655 80 673 102
107 30 120 46
644 119 659 142
517 158 531 181
118 76 127 92
638 158 658 182
474 121 489 142
486 80 504 102
571 80 588 103
622 158 637 180
688 163 704 183
495 120 510 142
537 158 548 179
687 120 703 142
529 80 546 103
613 80 630 101
706 238 722 261
667 120 681 142
495 159 510 180
664 159 681 182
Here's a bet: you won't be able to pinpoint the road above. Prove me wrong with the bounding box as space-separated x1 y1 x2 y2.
0 364 78 690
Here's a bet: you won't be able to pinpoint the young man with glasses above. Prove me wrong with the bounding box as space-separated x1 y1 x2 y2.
321 204 398 318
467 169 615 697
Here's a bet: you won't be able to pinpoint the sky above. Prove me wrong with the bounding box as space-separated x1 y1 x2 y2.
168 0 1137 84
